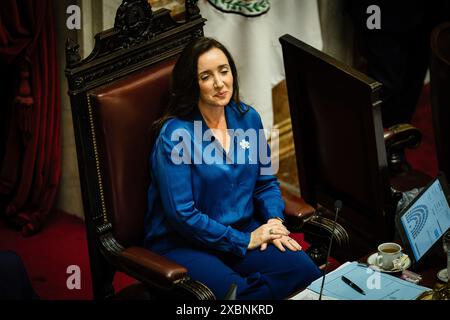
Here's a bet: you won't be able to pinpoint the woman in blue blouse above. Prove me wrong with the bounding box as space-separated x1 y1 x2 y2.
144 37 321 299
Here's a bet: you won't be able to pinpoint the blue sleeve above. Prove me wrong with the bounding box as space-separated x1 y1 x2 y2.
252 111 285 222
152 123 250 257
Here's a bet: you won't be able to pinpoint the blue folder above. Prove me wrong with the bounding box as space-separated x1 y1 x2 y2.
308 262 430 300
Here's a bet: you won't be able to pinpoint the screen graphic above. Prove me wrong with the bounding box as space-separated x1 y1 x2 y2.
400 179 450 261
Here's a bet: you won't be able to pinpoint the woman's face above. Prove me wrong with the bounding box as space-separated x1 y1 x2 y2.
197 47 234 110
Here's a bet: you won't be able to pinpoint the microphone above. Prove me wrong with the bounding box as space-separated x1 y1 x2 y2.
318 200 343 300
224 283 237 300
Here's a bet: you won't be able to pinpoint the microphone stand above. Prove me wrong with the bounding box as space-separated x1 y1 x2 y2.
319 200 342 300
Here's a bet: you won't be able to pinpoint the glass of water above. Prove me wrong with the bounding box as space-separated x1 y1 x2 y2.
443 231 450 282
433 231 450 299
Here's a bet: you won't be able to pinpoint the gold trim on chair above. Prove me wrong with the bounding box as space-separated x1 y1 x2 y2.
87 93 108 224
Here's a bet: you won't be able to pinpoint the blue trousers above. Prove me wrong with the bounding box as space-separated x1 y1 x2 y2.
161 244 322 300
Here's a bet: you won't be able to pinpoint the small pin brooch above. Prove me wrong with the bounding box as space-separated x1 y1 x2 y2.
239 139 250 150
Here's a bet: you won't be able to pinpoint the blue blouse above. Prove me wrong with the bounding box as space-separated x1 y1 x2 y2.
144 101 285 257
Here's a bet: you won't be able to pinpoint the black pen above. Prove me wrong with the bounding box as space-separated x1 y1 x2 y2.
341 275 366 295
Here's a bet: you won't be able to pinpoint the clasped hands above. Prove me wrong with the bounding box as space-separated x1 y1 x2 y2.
248 218 302 252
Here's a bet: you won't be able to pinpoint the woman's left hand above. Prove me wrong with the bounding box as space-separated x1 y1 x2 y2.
260 235 302 252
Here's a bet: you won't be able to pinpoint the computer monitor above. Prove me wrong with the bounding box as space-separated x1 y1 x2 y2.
279 34 395 257
396 174 450 266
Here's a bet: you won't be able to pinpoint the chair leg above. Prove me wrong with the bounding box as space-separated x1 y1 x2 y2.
88 244 116 300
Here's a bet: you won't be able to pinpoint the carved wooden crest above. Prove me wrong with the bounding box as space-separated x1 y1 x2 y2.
114 0 154 46
65 0 204 93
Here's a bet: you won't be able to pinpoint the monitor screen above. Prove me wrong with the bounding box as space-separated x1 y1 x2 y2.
397 176 450 263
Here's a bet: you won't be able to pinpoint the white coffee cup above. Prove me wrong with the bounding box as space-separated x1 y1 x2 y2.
376 242 402 270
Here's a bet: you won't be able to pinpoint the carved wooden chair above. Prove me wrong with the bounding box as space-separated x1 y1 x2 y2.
65 0 332 300
280 34 431 262
430 22 450 181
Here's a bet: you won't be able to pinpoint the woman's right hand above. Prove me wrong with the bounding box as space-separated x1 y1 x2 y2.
247 220 290 250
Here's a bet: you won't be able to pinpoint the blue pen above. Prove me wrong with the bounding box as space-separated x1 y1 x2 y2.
341 276 366 295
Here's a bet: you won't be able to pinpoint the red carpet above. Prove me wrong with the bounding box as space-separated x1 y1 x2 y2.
0 210 93 299
406 84 439 177
0 85 436 300
0 210 135 300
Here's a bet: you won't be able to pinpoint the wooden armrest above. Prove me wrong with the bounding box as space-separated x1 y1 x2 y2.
117 246 188 289
283 194 315 221
281 187 316 232
384 123 422 151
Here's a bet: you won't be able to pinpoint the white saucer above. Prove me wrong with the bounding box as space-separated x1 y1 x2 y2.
366 253 411 273
437 268 448 282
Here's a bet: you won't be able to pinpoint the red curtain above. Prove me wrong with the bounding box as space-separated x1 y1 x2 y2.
0 0 61 236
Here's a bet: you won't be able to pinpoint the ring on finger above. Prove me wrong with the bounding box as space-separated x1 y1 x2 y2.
269 228 273 235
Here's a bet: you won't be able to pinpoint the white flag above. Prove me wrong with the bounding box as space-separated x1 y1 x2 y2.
198 0 323 130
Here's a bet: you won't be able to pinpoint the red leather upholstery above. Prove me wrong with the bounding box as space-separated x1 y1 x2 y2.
89 58 176 247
